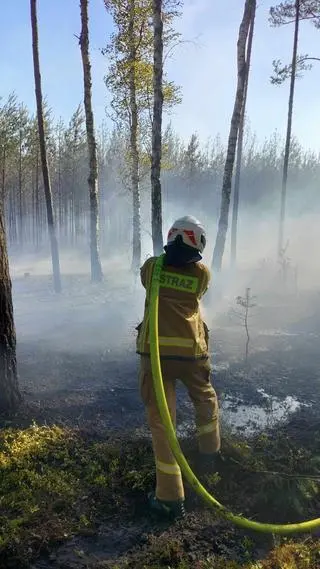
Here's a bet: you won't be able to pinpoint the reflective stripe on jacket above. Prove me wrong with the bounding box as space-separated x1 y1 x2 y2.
136 256 210 360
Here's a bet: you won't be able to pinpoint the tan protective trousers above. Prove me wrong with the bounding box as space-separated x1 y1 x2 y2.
139 356 221 502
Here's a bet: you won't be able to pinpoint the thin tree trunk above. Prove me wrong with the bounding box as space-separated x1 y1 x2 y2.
32 161 36 246
58 130 63 238
0 204 21 412
244 288 250 363
18 129 24 249
129 0 141 273
74 184 80 243
1 146 6 208
71 161 75 245
151 0 164 256
9 190 17 246
211 0 254 273
79 0 103 282
35 147 40 250
64 195 68 241
278 0 300 257
30 0 61 293
230 1 256 268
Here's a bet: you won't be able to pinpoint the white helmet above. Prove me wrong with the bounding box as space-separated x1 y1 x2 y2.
167 216 206 253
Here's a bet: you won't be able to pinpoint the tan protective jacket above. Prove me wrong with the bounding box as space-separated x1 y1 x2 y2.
136 256 210 360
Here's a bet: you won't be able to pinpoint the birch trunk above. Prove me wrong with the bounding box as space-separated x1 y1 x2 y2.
211 0 253 273
230 0 256 267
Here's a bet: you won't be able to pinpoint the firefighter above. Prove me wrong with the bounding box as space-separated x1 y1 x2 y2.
136 216 221 520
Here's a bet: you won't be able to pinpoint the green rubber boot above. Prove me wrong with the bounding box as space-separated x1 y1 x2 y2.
148 492 186 520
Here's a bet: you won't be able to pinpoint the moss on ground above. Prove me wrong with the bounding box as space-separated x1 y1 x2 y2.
0 423 154 567
0 419 319 568
109 540 320 568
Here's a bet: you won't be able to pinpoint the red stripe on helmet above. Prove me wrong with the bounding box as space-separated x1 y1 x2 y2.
167 227 178 240
183 229 197 246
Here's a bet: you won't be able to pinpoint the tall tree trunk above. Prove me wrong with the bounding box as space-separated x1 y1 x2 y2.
278 0 300 257
230 1 256 268
151 0 164 256
9 190 17 246
57 129 63 239
79 0 103 282
18 129 24 249
0 204 21 412
71 160 75 245
211 0 253 273
64 193 69 241
30 0 62 293
32 160 36 246
74 187 80 243
1 146 6 208
35 147 40 250
128 0 141 273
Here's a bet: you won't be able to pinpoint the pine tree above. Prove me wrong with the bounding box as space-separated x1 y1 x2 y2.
0 204 21 412
151 0 164 255
79 0 103 282
30 0 62 292
103 0 181 270
269 0 320 257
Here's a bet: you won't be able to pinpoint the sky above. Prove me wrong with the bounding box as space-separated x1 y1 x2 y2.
1 0 320 151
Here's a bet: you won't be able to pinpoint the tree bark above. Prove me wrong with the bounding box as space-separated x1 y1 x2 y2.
211 0 253 273
230 0 256 268
58 128 63 239
1 146 6 208
32 158 36 246
128 0 141 273
0 204 21 412
151 0 164 256
30 0 61 293
8 190 17 246
79 0 103 282
18 129 24 249
278 0 300 257
35 147 40 249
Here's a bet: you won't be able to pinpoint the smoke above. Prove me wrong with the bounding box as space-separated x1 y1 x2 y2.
8 186 320 364
11 246 143 357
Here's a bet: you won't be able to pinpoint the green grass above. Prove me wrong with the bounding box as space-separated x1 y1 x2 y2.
0 421 319 568
0 423 154 566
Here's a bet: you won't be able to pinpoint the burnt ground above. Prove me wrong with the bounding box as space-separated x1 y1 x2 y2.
2 271 320 568
14 275 320 432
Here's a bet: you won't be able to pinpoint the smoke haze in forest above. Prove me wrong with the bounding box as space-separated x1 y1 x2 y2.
9 203 320 357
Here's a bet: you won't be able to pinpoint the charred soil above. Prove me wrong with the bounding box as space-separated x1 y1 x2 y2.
0 273 319 568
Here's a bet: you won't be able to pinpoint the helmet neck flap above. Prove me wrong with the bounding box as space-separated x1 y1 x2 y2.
163 235 202 267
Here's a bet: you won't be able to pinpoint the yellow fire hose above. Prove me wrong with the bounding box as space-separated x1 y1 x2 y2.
149 254 320 534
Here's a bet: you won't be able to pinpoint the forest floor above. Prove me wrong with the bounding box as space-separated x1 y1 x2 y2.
1 255 320 568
